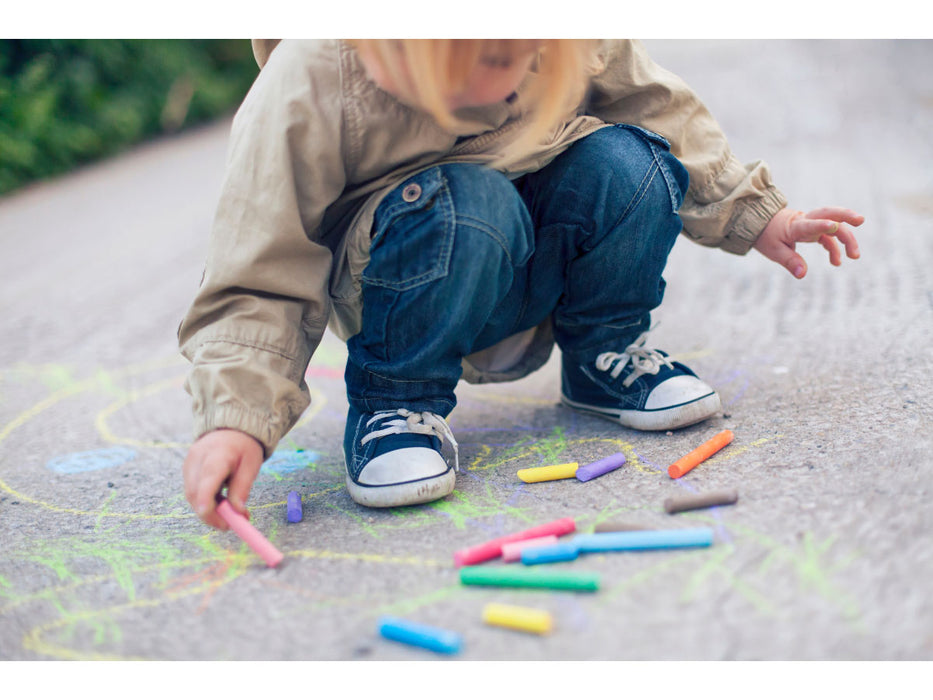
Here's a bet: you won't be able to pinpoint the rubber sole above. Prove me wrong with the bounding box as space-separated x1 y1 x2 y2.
560 391 722 431
345 468 456 508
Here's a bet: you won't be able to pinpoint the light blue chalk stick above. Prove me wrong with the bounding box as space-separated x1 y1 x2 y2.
378 616 463 655
520 541 580 565
574 527 714 552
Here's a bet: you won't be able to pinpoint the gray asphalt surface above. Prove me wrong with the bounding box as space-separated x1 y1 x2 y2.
1 40 931 662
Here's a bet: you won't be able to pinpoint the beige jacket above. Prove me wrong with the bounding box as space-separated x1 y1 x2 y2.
178 39 787 456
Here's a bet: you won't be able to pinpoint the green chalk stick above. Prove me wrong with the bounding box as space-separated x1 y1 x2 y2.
459 566 600 591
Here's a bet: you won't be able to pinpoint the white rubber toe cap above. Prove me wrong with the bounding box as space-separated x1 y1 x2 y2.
644 374 717 410
348 447 456 508
356 447 449 486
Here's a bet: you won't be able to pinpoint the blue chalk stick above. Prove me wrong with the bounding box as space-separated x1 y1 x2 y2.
575 527 714 552
520 541 580 565
378 616 463 654
286 491 303 523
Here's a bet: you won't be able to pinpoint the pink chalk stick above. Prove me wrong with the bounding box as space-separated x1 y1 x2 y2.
501 535 559 563
453 517 576 567
216 499 284 568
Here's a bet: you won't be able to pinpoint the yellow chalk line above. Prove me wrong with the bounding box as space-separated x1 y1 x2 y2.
0 483 343 521
21 580 227 661
0 379 96 446
95 378 327 449
94 375 189 449
287 549 446 568
291 387 329 430
0 357 181 505
689 436 782 467
1 356 332 519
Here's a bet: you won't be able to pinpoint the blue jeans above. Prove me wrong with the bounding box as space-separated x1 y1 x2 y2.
345 124 689 417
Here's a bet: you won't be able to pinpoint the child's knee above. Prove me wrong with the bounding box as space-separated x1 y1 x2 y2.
562 125 689 220
440 163 535 266
598 125 688 212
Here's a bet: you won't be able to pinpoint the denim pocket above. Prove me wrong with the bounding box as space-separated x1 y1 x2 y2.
615 124 689 212
364 168 454 292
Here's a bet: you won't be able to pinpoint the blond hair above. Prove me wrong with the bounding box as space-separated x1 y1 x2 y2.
348 39 597 161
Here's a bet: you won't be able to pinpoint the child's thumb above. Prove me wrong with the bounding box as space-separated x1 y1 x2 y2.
786 256 807 279
773 248 807 279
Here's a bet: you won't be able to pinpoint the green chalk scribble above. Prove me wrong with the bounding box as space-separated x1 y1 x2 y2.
427 488 533 530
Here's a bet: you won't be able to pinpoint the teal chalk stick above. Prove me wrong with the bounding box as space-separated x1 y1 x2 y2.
574 527 714 552
459 566 599 591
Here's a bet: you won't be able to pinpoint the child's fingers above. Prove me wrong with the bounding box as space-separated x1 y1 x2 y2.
183 452 224 530
832 223 861 259
226 449 263 520
792 217 842 241
805 207 865 227
193 455 234 530
819 234 843 266
200 507 229 531
804 208 863 259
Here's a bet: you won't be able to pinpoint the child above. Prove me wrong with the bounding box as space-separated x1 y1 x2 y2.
180 39 863 529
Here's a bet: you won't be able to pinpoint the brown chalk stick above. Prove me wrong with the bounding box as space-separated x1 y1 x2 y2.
664 489 739 514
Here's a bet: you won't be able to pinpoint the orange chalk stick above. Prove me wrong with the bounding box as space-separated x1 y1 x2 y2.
668 430 734 479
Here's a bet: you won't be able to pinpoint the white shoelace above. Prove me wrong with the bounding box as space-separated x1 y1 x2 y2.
360 409 460 471
594 331 674 388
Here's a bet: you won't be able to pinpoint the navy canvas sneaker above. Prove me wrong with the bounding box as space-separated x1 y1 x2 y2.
561 332 721 431
343 407 458 508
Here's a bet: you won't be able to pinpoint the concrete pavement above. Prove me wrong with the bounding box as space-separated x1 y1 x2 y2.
1 40 931 662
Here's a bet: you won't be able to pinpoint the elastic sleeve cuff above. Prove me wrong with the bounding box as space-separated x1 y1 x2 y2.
193 404 284 460
719 186 789 255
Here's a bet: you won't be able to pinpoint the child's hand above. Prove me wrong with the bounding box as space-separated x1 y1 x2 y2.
754 206 864 279
182 428 264 530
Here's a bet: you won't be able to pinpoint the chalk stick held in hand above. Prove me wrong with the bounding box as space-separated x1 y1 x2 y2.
216 498 284 568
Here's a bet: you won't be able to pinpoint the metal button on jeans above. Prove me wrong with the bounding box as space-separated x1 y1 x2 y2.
401 183 422 202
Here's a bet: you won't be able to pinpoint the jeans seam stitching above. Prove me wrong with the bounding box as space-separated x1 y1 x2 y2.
456 214 519 266
650 143 681 212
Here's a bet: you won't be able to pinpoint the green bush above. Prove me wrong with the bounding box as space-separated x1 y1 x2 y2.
0 39 259 195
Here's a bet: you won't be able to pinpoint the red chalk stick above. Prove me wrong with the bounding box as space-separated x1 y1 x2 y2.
216 499 284 568
452 517 576 567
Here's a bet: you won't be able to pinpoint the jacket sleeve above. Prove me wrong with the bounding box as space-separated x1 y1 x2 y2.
177 40 347 457
586 40 787 254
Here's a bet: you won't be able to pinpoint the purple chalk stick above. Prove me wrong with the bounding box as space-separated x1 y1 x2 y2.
286 491 303 523
576 452 626 482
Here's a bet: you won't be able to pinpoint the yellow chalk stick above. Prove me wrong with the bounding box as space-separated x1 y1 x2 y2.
517 462 579 483
482 603 553 635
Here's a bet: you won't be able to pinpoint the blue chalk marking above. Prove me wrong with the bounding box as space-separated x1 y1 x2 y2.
378 616 462 655
286 491 303 523
260 450 320 475
521 541 580 565
46 447 137 474
574 528 714 553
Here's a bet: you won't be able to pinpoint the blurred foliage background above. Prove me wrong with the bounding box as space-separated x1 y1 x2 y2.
0 39 259 196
